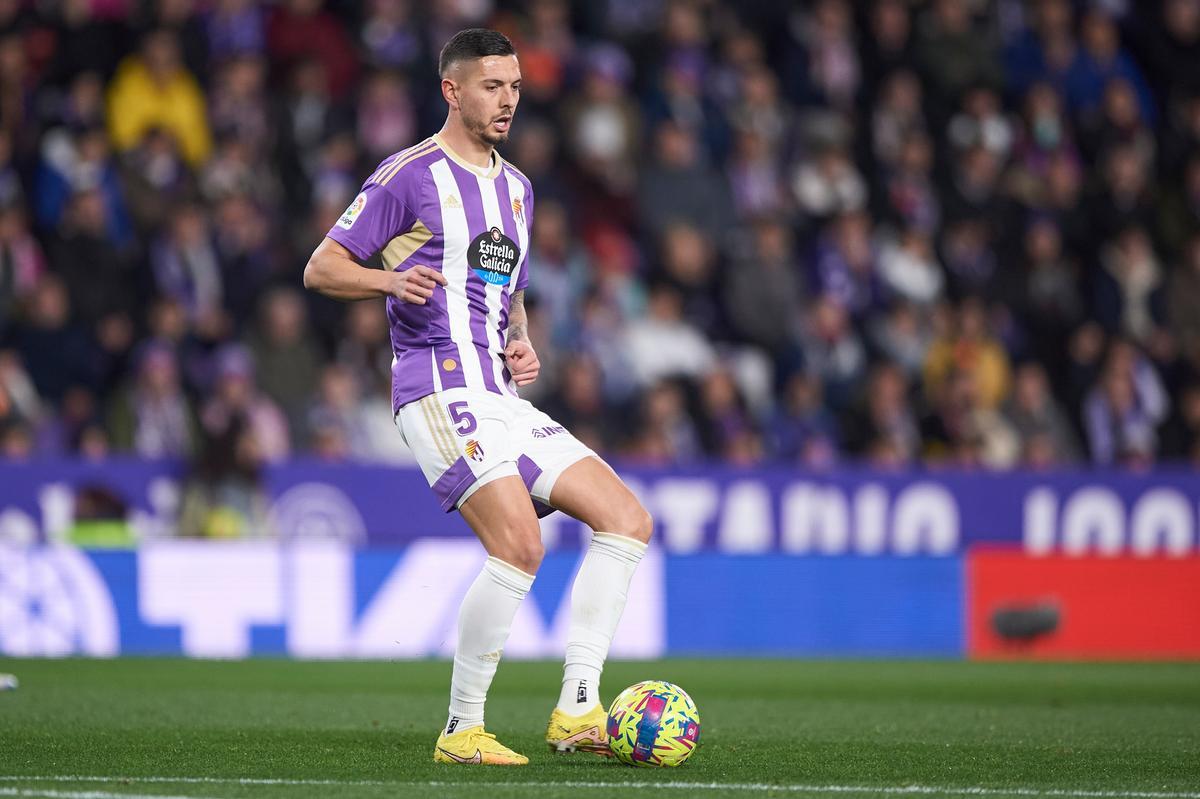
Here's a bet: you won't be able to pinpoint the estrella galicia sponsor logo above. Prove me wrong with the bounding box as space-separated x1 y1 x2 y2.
468 226 520 286
531 425 566 439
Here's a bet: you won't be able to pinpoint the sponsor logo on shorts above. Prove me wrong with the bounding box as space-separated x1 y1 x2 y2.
531 426 566 439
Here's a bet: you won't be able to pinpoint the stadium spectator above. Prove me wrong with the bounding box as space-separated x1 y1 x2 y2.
334 300 392 398
358 0 424 72
117 127 197 236
106 29 213 167
868 69 926 178
45 0 124 87
1167 233 1200 373
768 370 839 467
539 354 619 455
696 367 760 462
0 349 41 443
924 297 1012 411
0 205 45 335
198 344 289 464
1003 217 1083 376
724 216 804 361
526 199 588 343
1083 341 1169 466
307 362 410 463
34 124 131 244
355 70 417 165
246 287 322 445
867 300 933 379
1064 10 1156 127
267 0 359 97
842 361 919 465
637 121 733 240
1092 225 1166 349
913 0 1002 116
1004 361 1082 466
1159 152 1200 258
629 378 703 466
878 225 944 306
151 203 224 325
107 341 197 460
623 282 715 389
206 0 267 62
207 54 273 162
811 211 883 323
799 295 867 411
11 273 99 404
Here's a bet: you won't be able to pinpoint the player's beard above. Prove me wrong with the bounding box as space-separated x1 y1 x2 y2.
464 102 511 147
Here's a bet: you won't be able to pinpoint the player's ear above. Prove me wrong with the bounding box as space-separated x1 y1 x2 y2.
441 77 459 110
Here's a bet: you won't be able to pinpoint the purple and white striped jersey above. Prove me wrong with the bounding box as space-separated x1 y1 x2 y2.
326 134 534 413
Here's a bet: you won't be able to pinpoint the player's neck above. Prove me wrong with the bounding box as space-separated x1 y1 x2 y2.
437 121 495 171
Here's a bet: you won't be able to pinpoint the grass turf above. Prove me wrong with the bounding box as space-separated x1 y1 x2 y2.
0 659 1197 799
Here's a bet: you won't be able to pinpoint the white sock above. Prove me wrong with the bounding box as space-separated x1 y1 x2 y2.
444 556 535 736
557 532 647 715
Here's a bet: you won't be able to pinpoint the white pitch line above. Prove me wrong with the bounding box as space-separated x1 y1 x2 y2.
0 789 224 799
1 777 1198 799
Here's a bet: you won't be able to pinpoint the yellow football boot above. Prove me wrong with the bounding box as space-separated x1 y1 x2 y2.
545 705 612 756
433 727 528 765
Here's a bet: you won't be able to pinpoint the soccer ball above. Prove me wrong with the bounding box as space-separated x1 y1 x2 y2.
606 680 700 767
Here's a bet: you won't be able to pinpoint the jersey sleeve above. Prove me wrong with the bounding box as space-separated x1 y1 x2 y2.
326 180 415 261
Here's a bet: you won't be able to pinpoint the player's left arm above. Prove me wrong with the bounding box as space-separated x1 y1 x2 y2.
503 289 540 386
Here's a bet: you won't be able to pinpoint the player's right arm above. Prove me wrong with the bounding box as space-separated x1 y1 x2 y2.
303 237 446 304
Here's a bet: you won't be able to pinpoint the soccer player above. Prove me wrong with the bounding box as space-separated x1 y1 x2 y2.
303 29 653 766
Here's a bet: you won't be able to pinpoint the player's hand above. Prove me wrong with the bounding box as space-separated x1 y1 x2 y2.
503 339 540 386
389 265 447 304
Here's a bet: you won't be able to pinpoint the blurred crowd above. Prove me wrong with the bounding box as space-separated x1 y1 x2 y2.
2 0 1200 479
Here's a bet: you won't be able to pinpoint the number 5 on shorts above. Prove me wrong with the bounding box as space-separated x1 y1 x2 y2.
448 400 477 435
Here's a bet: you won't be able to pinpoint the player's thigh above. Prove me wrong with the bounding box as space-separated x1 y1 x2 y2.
548 456 653 543
396 390 514 511
459 475 545 574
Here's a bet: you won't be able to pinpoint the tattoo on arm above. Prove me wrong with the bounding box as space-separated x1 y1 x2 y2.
507 290 528 343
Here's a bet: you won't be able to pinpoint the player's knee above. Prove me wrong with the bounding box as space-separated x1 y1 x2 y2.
513 540 544 574
632 506 654 544
610 503 654 545
500 528 544 574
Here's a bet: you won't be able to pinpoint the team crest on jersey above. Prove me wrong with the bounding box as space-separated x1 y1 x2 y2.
511 197 523 222
465 439 485 462
468 226 521 286
337 193 367 229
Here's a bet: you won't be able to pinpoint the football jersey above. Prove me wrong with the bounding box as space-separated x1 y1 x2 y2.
326 134 534 413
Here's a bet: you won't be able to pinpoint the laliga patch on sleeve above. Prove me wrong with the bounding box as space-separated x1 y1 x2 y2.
337 193 368 229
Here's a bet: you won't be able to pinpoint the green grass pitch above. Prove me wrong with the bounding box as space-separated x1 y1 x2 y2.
0 659 1198 799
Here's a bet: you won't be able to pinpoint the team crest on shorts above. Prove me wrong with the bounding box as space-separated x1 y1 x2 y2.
465 439 485 462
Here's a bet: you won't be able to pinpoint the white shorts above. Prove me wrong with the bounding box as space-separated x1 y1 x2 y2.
394 387 596 515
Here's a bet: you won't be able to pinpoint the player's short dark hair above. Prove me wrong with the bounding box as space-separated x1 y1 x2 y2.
438 28 516 77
